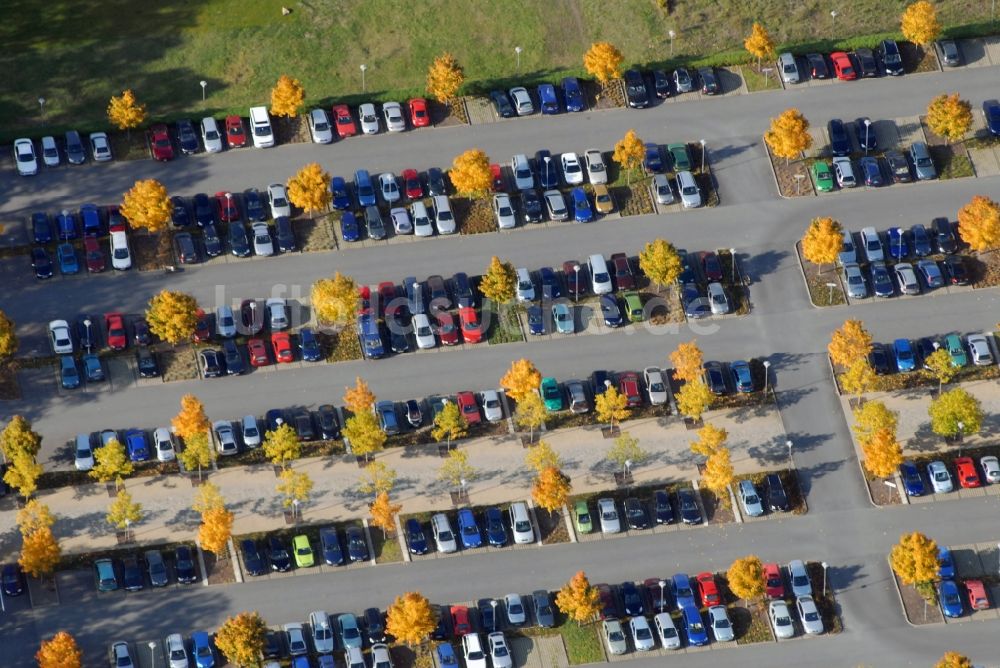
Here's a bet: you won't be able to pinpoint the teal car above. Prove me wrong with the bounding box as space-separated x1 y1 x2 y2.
540 377 564 412
574 500 593 534
812 161 834 192
667 143 692 172
944 334 968 367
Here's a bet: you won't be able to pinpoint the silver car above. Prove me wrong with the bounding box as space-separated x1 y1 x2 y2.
201 117 224 153
843 263 867 299
382 101 406 132
927 460 953 493
630 616 655 651
643 367 668 405
487 632 512 668
894 263 920 295
308 108 334 144
738 479 764 517
967 334 993 366
597 498 621 533
910 141 936 180
165 633 188 668
359 103 379 134
509 87 534 116
838 230 856 265
543 190 568 221
379 173 400 204
653 612 681 649
707 282 729 315
309 610 335 654
833 157 856 188
493 194 516 230
796 595 824 635
389 207 413 234
584 149 608 184
675 170 701 208
251 222 274 256
769 600 795 639
511 154 534 190
708 605 734 642
652 174 675 204
411 201 434 237
981 455 1000 483
481 390 503 422
778 52 800 83
213 420 238 456
602 619 627 655
216 305 236 338
504 593 527 626
787 560 812 597
241 415 261 448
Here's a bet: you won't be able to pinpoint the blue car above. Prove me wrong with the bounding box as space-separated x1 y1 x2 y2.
600 294 623 327
124 429 150 462
894 339 915 372
242 189 265 222
299 328 322 362
938 546 955 579
331 176 352 210
539 266 561 299
191 631 215 668
672 573 696 608
56 210 78 239
405 518 429 555
436 642 458 668
527 305 545 335
341 212 360 242
31 212 52 244
682 604 708 645
31 247 53 279
59 355 80 389
730 360 754 392
571 187 593 222
887 227 908 259
899 461 925 496
538 83 560 114
80 203 103 236
939 579 963 618
320 527 344 566
562 77 585 112
354 170 376 207
358 315 385 359
484 506 507 546
643 143 663 173
292 657 311 668
457 509 482 549
57 243 79 274
82 353 104 382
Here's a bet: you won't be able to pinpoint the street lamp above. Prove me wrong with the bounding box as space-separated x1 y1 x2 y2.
729 248 737 282
763 360 771 393
460 477 467 499
199 80 207 102
658 579 666 611
624 459 632 483
543 156 551 185
786 440 793 467
863 118 871 156
124 518 131 542
515 46 522 71
360 64 368 92
821 561 829 596
573 265 580 303
668 30 676 56
491 599 498 630
699 139 707 173
83 319 92 352
830 9 838 28
957 420 965 455
148 641 157 668
292 498 300 521
38 97 46 115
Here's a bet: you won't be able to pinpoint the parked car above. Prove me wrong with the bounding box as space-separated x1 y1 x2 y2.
955 457 982 488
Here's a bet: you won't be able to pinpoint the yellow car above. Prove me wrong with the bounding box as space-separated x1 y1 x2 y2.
593 184 615 214
292 534 315 568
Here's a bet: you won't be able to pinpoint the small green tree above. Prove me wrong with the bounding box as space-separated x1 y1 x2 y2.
89 438 134 487
343 411 387 461
262 423 301 468
432 401 469 448
606 432 648 473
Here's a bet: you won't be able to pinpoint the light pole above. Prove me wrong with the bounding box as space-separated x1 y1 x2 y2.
699 139 707 173
830 9 838 28
199 80 207 102
729 248 737 282
821 561 829 596
668 30 676 56
292 498 300 521
574 265 580 303
460 477 467 500
83 318 92 352
148 641 157 668
825 282 837 304
515 46 522 71
863 118 871 156
490 599 498 630
794 173 805 195
957 420 964 455
658 579 666 611
624 459 632 483
360 64 368 92
763 360 771 393
543 156 551 185
786 440 793 468
124 518 131 542
38 97 46 115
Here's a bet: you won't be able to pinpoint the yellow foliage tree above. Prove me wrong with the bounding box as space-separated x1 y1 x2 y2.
926 93 973 143
4 450 42 498
106 488 143 533
287 162 332 215
214 611 268 668
676 380 714 421
311 272 358 327
386 591 437 646
889 531 940 588
450 148 493 198
744 23 776 69
583 42 624 83
177 431 214 480
606 432 648 471
106 89 146 135
88 438 133 486
525 440 561 473
432 401 469 447
344 376 377 414
263 423 301 468
370 491 402 536
16 499 55 536
479 256 517 305
924 348 957 392
840 359 876 400
901 1 941 48
358 461 397 498
276 469 314 513
929 387 983 439
532 466 571 512
957 195 1000 252
670 340 705 384
613 129 645 184
515 391 547 441
426 53 465 103
0 309 18 361
19 526 60 579
691 423 728 457
595 385 630 430
120 179 172 234
173 394 211 442
198 505 234 556
801 217 843 272
764 108 813 163
638 239 682 292
852 400 899 443
727 555 766 601
192 480 225 515
861 428 903 478
36 631 83 668
556 570 602 625
702 447 734 499
828 319 873 368
270 74 305 117
146 290 199 344
935 652 973 668
343 411 386 461
501 358 542 402
437 448 476 490
0 415 40 461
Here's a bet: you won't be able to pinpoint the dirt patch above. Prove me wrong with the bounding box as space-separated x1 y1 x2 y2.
0 361 22 400
273 116 310 145
438 99 469 126
794 241 846 307
971 251 1000 288
299 214 339 252
537 507 570 545
109 131 151 162
866 476 901 506
893 571 943 624
646 286 685 325
161 347 199 382
701 488 734 524
766 143 815 197
612 182 654 217
901 42 940 74
132 233 170 272
456 197 494 234
921 117 975 180
204 550 236 586
589 79 624 110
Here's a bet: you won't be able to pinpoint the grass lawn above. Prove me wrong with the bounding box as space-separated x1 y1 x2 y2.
741 65 782 93
4 0 994 140
556 620 605 665
485 300 525 345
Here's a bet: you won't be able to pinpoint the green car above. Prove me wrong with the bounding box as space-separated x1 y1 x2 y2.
574 500 593 534
293 534 315 568
812 161 834 192
623 291 644 323
667 143 692 172
944 334 968 367
540 377 564 412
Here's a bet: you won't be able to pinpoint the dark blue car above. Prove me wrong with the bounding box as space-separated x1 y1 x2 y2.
899 461 924 496
331 176 352 210
457 509 482 549
672 573 696 608
341 212 360 242
643 143 663 173
125 429 150 462
56 210 78 240
358 315 385 359
243 188 266 222
484 506 507 546
299 328 321 362
730 360 754 392
31 212 52 244
527 305 545 335
562 77 585 112
31 247 53 279
538 83 560 114
938 546 955 579
985 100 1000 136
57 243 79 274
539 266 561 299
320 527 344 565
682 604 708 645
887 227 908 259
80 203 103 236
59 356 80 389
939 579 963 617
571 188 593 222
354 170 377 207
405 518 429 555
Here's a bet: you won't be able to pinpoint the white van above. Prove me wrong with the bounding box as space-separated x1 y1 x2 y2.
516 268 535 302
589 254 613 295
432 513 458 553
509 502 535 544
676 171 702 208
249 106 275 148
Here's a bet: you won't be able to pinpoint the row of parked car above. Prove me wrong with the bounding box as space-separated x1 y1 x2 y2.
901 454 1000 498
867 332 996 378
778 40 908 84
47 314 157 389
817 116 937 188
29 208 133 279
12 130 112 176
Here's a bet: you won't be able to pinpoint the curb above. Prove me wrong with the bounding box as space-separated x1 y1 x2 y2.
562 504 577 543
691 480 709 527
362 519 377 566
394 512 411 563
526 498 544 547
226 538 243 584
196 544 211 586
887 560 943 627
728 485 743 523
763 140 789 200
793 240 845 309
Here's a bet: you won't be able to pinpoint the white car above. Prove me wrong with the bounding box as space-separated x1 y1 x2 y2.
511 154 534 190
74 434 94 471
411 201 434 237
370 643 393 668
462 634 487 668
796 595 824 635
308 108 334 144
643 367 668 405
560 152 584 185
344 646 366 668
629 616 656 651
543 189 568 221
153 428 176 462
509 87 534 115
252 223 274 256
382 102 406 132
584 149 607 184
49 319 73 354
431 195 455 234
768 600 795 639
928 460 953 493
504 593 527 625
216 306 236 338
493 193 516 230
201 117 223 153
707 282 730 315
241 415 261 448
708 605 734 642
981 455 1000 484
652 612 681 649
309 610 335 654
515 267 535 302
267 183 292 219
90 132 112 161
968 334 994 366
413 313 436 349
110 642 134 668
602 619 627 655
379 173 400 204
481 390 503 422
283 623 308 656
13 138 38 176
676 170 702 208
266 298 288 330
788 559 812 597
597 497 620 534
487 632 512 668
165 633 188 668
390 207 412 234
894 262 920 295
213 421 238 456
833 156 856 188
359 103 380 134
110 227 132 270
40 135 60 167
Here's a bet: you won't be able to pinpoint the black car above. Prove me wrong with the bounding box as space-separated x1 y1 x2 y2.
653 70 670 98
451 272 476 308
65 130 86 164
175 545 198 584
268 536 292 572
620 581 644 616
869 343 891 374
201 223 223 257
427 167 449 197
932 217 958 254
243 188 266 222
653 490 673 524
490 90 515 118
292 410 315 441
859 157 883 187
806 53 829 79
879 39 904 76
30 247 53 279
170 197 191 227
478 598 498 631
600 294 623 327
828 119 851 157
696 67 718 95
538 266 561 299
274 216 296 252
175 232 198 264
519 189 544 223
591 370 612 397
31 212 52 243
192 193 215 227
320 526 344 565
265 409 286 433
136 349 160 378
389 324 410 354
623 497 649 530
911 224 933 257
765 473 789 512
623 69 649 108
430 605 451 640
121 555 143 591
426 274 451 308
855 48 878 77
917 338 938 369
228 221 251 257
240 539 267 576
704 361 727 395
535 150 560 189
263 631 283 659
176 120 200 153
870 263 894 297
884 150 912 183
405 400 422 428
346 525 369 562
854 117 877 151
221 339 245 375
405 518 429 555
365 608 387 643
240 299 264 335
944 256 969 285
316 404 340 439
199 349 222 378
677 488 702 524
2 563 24 596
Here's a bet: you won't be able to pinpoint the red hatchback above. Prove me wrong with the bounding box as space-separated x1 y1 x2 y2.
830 52 857 80
247 338 270 367
458 307 482 344
408 98 430 127
193 310 211 343
225 115 247 148
456 391 482 424
149 124 174 161
763 562 785 599
966 579 990 610
449 605 471 637
358 285 372 317
105 313 127 351
696 572 721 607
436 312 460 346
271 332 293 363
84 237 105 272
332 104 357 138
490 163 505 192
402 169 423 200
618 372 643 407
214 192 240 223
955 457 982 488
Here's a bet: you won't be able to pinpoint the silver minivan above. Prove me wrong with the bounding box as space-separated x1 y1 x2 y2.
909 142 937 180
675 170 702 208
589 254 613 294
778 53 800 84
432 513 458 553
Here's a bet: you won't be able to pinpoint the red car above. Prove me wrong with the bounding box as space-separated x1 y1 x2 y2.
449 605 472 637
458 307 482 344
225 115 247 148
402 169 423 200
700 251 723 281
830 52 857 81
84 237 105 272
490 163 505 192
609 253 635 290
763 562 785 599
408 98 430 128
696 572 721 607
215 192 240 223
149 124 174 161
271 332 293 363
193 310 211 343
436 312 460 346
955 457 982 488
104 313 127 351
332 104 357 138
966 579 990 610
247 338 270 367
596 583 617 619
456 391 482 424
618 372 643 407
358 285 372 317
